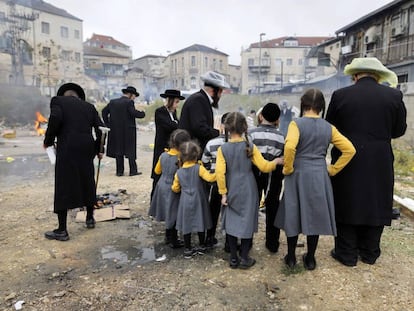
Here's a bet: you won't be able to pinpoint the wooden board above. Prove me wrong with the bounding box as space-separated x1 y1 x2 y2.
75 205 130 222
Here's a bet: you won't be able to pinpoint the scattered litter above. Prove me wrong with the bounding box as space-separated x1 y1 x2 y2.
155 254 167 262
2 129 16 139
6 156 15 163
14 300 24 310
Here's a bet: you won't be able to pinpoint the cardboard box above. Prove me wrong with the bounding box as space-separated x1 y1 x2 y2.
76 204 130 222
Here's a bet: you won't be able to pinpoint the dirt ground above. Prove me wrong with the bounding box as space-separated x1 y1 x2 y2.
0 129 413 311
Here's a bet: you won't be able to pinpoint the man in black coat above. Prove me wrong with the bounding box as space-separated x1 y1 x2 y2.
151 89 184 199
179 71 230 151
44 83 104 241
102 86 145 176
326 57 407 266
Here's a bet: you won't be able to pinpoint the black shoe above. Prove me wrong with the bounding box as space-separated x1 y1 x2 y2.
330 249 356 267
194 245 207 255
86 218 96 229
229 257 239 269
239 257 256 269
116 173 124 177
169 239 184 249
284 255 296 268
265 241 279 253
183 248 197 259
205 237 218 248
359 255 376 265
302 253 316 270
45 229 69 241
129 171 142 176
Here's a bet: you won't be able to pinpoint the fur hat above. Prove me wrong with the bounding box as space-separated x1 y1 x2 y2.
344 57 398 88
57 83 86 100
261 103 280 123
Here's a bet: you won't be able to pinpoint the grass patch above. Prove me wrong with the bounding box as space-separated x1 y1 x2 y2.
281 264 305 276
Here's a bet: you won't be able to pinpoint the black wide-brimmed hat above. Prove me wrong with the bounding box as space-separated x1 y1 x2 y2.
160 89 185 100
57 82 86 100
122 86 139 96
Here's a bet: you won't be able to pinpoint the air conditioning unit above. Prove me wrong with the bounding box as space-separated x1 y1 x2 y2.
391 25 406 37
341 45 352 54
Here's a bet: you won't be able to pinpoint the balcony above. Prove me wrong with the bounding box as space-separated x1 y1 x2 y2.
248 64 270 73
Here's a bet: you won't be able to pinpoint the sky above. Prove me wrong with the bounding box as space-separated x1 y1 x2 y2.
46 0 393 65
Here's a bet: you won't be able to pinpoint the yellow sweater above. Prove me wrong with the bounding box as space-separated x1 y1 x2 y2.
283 116 356 176
154 148 179 175
171 161 216 193
215 137 277 195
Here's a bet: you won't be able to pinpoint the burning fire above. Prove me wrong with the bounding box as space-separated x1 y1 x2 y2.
34 111 48 136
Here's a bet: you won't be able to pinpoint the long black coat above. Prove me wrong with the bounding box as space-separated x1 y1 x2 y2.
178 90 219 150
102 96 145 159
151 105 178 179
44 96 103 212
326 77 407 226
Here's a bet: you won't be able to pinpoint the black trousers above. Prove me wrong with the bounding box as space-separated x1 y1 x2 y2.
253 166 283 249
335 222 384 265
116 156 137 175
206 183 221 240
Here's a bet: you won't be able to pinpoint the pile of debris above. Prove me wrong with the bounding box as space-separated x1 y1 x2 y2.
76 189 131 223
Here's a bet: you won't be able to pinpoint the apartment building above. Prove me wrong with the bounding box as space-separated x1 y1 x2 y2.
240 36 332 94
130 54 167 102
0 0 84 95
166 44 229 91
336 0 414 90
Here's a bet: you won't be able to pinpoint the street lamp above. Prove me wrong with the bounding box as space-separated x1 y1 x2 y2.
258 33 266 94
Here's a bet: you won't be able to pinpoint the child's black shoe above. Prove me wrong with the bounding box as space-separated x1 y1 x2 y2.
239 257 256 269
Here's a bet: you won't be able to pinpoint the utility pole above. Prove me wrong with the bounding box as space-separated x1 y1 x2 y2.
258 33 265 94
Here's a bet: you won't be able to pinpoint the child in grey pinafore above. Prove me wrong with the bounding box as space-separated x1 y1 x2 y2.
216 112 282 269
172 140 216 258
149 129 190 248
275 89 355 270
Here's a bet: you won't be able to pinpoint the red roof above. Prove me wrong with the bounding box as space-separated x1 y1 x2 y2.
85 33 129 48
250 36 333 48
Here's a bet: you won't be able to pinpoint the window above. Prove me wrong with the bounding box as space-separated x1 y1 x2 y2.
298 59 303 65
190 76 197 89
283 39 298 47
181 78 184 87
248 58 254 66
286 58 293 66
75 52 81 63
0 11 5 24
60 26 69 38
204 57 208 68
74 29 80 39
42 47 51 58
41 22 50 34
219 60 223 70
62 50 71 61
191 56 196 67
182 57 184 68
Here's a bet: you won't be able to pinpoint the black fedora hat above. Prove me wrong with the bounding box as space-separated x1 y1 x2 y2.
57 82 86 100
160 89 185 100
122 86 139 97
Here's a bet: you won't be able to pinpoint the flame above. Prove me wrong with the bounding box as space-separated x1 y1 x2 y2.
34 111 48 136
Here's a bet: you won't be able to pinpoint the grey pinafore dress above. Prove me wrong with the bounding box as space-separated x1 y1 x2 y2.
149 152 180 228
220 141 259 239
175 164 212 235
275 117 337 237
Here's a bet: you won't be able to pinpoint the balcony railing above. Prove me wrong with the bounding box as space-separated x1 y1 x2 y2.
248 64 271 73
